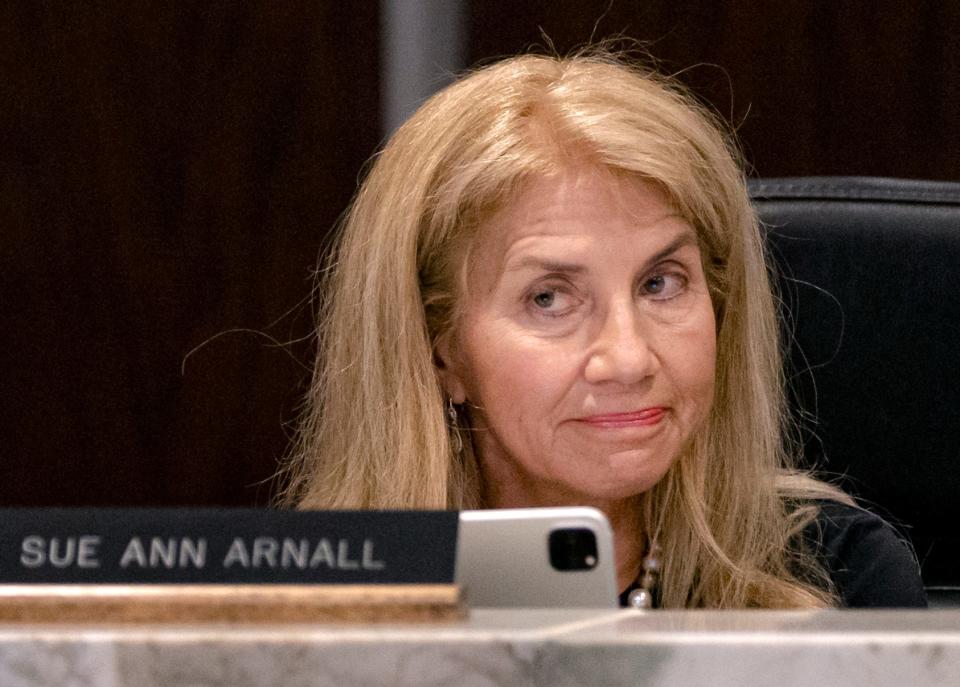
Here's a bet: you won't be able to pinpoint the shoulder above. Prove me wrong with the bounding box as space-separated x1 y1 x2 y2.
803 500 927 608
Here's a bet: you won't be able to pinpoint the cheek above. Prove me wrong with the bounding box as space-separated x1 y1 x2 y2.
459 323 573 419
664 304 717 416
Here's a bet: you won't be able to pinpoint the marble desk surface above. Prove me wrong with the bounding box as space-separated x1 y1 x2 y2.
2 609 959 687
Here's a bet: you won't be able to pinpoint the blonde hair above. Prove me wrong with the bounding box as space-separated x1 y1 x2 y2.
280 51 849 607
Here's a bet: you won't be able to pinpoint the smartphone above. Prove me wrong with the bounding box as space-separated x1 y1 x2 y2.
455 507 618 608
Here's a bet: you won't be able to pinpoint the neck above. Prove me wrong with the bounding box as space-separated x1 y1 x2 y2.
605 500 645 593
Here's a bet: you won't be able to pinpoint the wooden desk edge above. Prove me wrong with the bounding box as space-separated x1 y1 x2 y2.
0 584 465 623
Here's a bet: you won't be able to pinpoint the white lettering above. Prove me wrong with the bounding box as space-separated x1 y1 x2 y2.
223 538 251 568
149 538 177 569
179 538 206 568
77 536 100 568
281 539 309 569
362 539 385 570
252 537 278 568
48 537 75 568
309 539 336 568
18 536 102 569
20 536 45 568
120 537 148 568
337 539 359 570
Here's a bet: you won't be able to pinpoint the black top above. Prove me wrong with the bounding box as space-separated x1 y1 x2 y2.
804 500 927 608
619 501 927 608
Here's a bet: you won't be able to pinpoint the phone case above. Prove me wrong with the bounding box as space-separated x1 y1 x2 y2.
455 507 618 608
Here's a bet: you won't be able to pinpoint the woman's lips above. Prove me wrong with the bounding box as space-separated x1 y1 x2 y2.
578 408 666 428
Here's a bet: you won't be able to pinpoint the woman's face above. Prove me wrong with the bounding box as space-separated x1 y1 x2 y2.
439 167 717 508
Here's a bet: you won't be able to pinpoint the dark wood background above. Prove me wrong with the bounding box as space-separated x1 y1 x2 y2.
1 2 957 506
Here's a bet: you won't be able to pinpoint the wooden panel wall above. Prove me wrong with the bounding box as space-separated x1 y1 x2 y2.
0 3 380 505
468 1 960 180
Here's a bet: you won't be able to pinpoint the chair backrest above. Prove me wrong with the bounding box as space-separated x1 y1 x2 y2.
750 177 960 606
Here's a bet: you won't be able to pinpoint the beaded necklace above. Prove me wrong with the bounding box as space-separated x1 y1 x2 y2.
625 540 662 609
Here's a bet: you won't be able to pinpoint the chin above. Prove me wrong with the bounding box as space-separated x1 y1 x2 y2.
598 453 676 493
577 475 665 502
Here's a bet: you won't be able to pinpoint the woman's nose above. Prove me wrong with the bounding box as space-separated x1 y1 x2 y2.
583 303 659 385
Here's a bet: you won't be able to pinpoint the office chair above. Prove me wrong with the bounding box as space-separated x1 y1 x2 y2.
751 176 960 607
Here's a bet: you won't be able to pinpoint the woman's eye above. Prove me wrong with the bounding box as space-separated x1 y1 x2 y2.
533 291 556 308
642 273 687 299
526 286 577 317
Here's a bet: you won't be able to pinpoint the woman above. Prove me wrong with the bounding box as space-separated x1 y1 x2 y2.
280 52 925 608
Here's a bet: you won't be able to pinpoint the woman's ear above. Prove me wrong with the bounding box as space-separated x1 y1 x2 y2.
434 334 468 404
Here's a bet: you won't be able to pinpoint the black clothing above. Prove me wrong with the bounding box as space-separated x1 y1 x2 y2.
804 500 927 608
618 501 927 608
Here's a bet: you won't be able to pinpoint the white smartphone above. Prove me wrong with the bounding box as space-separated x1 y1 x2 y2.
455 507 618 608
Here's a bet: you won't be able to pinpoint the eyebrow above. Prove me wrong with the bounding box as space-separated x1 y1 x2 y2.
504 229 699 276
643 231 699 270
504 257 586 274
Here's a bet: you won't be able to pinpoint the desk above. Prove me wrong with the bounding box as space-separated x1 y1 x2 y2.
1 609 958 686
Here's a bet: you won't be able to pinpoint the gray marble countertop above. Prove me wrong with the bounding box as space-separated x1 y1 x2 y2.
2 609 959 686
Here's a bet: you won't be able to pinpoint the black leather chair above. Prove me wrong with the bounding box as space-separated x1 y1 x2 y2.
750 177 960 607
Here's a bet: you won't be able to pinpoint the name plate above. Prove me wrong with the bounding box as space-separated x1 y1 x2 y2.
0 509 457 585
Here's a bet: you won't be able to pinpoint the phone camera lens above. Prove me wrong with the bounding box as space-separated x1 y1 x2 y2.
548 528 598 571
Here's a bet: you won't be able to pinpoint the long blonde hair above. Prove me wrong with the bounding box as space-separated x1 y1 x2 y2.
280 51 849 607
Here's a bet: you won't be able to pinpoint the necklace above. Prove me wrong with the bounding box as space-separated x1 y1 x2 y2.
626 540 662 609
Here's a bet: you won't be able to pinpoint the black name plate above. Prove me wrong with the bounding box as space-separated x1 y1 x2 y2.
0 509 457 585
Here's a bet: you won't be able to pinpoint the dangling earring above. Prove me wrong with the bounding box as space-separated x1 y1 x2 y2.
447 398 463 455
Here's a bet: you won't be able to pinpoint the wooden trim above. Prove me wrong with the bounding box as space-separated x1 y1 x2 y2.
0 584 465 623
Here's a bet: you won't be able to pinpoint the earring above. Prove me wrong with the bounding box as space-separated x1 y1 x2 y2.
447 398 463 455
